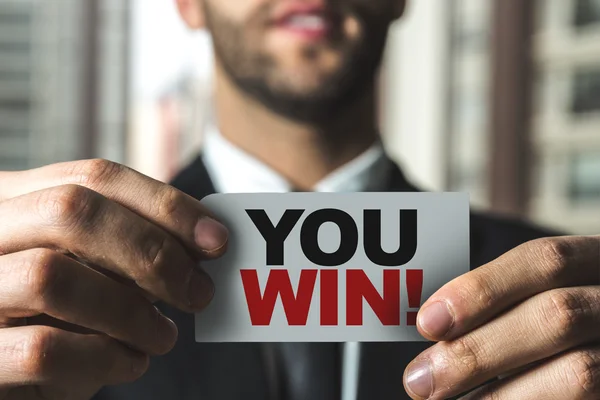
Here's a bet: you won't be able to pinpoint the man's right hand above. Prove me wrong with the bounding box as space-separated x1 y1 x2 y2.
0 159 229 400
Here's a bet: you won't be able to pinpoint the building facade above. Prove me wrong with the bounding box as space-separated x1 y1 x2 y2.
531 0 600 233
0 0 36 171
440 0 600 234
446 0 493 208
0 0 130 171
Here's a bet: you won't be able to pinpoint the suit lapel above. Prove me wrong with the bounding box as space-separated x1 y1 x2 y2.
170 155 217 201
167 156 274 400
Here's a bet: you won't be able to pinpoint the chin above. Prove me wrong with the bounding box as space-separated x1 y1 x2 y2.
279 76 325 94
271 64 342 95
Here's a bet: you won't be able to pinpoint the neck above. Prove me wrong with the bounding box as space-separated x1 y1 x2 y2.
213 68 379 190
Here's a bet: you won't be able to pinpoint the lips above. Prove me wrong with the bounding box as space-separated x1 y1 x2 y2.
282 13 327 30
271 2 336 38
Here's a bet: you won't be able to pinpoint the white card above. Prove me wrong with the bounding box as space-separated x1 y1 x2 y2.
195 193 469 342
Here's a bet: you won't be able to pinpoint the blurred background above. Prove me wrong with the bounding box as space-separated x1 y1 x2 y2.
0 0 599 234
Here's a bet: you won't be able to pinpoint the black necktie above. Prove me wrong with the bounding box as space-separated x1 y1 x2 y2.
273 342 342 400
272 188 342 400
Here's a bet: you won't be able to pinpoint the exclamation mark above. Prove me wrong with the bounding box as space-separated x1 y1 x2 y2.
406 269 423 326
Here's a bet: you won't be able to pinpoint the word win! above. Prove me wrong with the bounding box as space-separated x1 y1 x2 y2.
240 209 424 327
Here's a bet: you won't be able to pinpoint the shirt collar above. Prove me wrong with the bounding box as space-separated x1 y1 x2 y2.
202 125 392 194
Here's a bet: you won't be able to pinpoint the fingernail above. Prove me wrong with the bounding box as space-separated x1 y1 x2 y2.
405 359 433 399
156 311 178 352
194 217 229 253
188 272 215 310
418 301 454 338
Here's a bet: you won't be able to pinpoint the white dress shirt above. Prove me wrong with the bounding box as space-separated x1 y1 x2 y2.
201 125 393 400
202 125 392 194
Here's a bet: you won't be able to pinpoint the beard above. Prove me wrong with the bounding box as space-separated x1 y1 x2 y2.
202 0 394 125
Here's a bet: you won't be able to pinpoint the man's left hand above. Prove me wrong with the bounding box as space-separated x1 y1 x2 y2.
403 236 600 399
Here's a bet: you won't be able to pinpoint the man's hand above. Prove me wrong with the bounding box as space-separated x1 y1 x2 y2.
0 159 228 399
403 236 600 399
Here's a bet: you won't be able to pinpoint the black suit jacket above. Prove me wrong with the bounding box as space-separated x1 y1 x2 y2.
95 156 558 400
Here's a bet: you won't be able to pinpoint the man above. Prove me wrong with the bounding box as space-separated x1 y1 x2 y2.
0 0 598 399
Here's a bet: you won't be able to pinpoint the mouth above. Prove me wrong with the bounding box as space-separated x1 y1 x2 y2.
271 3 337 40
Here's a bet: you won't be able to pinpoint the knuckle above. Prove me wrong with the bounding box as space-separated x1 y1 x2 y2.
542 290 590 343
456 273 497 310
530 238 574 280
139 234 176 278
17 248 57 274
69 159 124 188
18 327 58 379
152 187 183 221
38 185 102 229
446 336 486 377
22 249 63 303
566 350 600 397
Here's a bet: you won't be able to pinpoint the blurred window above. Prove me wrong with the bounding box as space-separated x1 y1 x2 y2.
0 155 28 171
0 42 30 53
0 1 33 170
446 0 492 207
0 11 30 25
532 0 600 233
569 153 600 202
454 27 488 53
0 0 131 171
574 0 600 28
571 68 600 114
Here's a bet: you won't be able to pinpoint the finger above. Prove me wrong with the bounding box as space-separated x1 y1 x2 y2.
0 185 215 313
0 159 228 258
403 286 600 400
0 249 178 355
497 360 543 380
459 345 600 400
0 326 149 388
416 236 600 340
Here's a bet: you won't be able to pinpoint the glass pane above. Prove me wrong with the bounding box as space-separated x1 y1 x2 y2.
446 0 492 206
0 10 31 26
571 68 600 114
569 153 600 202
574 0 600 28
0 99 30 112
0 70 29 83
0 129 28 139
0 42 30 54
0 155 29 171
